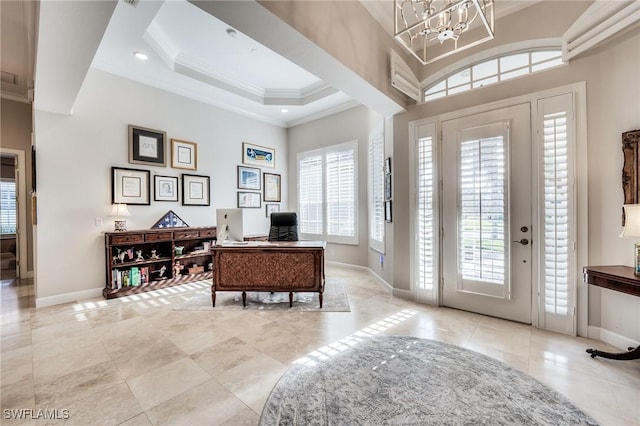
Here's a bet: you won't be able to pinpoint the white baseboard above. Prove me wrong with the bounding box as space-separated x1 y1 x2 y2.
36 287 103 308
588 326 640 351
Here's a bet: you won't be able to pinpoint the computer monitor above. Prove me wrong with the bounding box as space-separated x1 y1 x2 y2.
216 208 244 244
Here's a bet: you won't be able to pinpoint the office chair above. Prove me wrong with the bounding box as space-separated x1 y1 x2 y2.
268 212 299 241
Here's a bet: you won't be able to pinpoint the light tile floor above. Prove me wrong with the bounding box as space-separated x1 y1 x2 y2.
1 265 639 425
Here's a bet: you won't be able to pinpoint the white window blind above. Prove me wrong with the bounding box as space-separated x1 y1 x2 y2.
297 141 358 244
459 137 506 284
543 111 569 315
0 180 16 235
298 155 323 235
417 136 435 290
368 129 385 252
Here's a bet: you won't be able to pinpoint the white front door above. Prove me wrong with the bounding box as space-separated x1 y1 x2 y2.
441 103 532 323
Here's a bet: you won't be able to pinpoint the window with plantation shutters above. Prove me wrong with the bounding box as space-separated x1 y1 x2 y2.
368 127 385 252
543 111 569 315
297 141 358 244
417 136 435 291
0 180 16 235
459 136 506 284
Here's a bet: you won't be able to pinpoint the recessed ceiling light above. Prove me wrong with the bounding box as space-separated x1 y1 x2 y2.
133 51 148 61
281 109 288 113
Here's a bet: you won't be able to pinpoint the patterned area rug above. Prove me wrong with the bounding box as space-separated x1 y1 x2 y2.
260 336 598 425
175 277 350 311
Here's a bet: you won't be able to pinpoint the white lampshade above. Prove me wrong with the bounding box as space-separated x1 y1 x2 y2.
110 203 131 218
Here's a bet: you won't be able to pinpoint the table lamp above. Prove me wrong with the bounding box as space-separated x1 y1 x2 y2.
110 203 131 232
620 204 640 275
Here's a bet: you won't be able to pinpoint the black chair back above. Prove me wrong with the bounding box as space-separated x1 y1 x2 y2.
268 212 299 241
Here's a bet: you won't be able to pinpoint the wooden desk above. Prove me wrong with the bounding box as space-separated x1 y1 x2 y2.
583 265 640 360
211 241 326 308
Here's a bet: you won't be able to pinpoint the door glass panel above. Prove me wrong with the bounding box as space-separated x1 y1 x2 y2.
459 136 506 284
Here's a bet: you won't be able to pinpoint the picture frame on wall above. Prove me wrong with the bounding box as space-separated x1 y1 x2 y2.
171 139 198 170
238 191 261 208
128 125 166 166
154 175 179 202
265 203 280 217
182 173 210 206
112 167 150 205
263 172 281 202
237 165 261 190
385 200 392 222
384 157 392 174
242 142 275 168
384 173 392 201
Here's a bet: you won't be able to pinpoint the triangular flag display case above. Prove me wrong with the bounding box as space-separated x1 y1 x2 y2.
151 210 189 229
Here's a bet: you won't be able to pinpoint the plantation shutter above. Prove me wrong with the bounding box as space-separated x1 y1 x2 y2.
417 136 435 290
369 128 385 252
326 148 355 238
298 155 323 235
0 180 16 235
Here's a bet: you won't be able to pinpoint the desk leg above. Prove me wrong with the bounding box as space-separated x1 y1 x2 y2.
586 345 640 360
319 291 323 309
289 292 293 308
242 291 247 307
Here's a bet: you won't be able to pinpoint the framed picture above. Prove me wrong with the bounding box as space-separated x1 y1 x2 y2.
128 125 166 166
265 203 280 217
182 174 210 206
384 157 392 174
171 139 197 170
263 172 281 202
112 167 150 205
154 175 179 202
237 165 261 190
238 191 261 208
242 142 275 168
384 173 392 201
385 200 393 223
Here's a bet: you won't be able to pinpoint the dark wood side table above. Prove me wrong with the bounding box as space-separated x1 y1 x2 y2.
583 266 640 360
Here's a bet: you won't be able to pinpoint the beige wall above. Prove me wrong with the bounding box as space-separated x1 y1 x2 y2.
0 98 34 272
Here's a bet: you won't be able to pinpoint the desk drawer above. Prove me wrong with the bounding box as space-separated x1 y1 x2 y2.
110 234 144 244
174 230 201 240
200 229 216 238
146 232 173 242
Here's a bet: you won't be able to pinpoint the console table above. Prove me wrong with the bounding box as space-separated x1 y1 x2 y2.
583 265 640 360
210 241 326 308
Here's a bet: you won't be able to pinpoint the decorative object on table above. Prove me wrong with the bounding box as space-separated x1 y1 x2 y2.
175 246 184 256
171 138 197 170
150 249 159 259
135 250 144 261
621 129 640 225
265 203 280 217
112 167 150 205
394 0 495 65
151 210 189 229
110 203 131 231
208 262 213 271
263 172 281 202
237 191 261 208
260 335 596 426
128 124 166 166
242 142 275 168
237 165 261 190
117 248 127 263
620 204 640 276
385 200 392 223
155 265 167 279
154 175 179 202
182 173 210 206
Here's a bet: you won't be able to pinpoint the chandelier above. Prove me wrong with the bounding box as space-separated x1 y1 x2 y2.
394 0 495 65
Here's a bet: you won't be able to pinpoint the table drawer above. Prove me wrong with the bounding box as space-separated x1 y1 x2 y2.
109 234 144 244
200 228 216 238
174 230 201 240
146 232 173 242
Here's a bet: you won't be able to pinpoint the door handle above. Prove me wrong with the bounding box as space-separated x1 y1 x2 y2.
513 238 529 246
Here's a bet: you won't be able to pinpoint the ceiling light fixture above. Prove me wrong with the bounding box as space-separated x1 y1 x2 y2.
281 109 288 113
394 0 494 65
133 51 148 61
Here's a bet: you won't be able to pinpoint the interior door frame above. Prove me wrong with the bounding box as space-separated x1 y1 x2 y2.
408 82 588 336
1 147 28 279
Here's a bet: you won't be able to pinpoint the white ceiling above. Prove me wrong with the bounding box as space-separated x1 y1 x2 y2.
91 0 358 128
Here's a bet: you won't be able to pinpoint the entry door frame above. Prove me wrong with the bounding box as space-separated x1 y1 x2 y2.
0 147 28 279
408 82 588 336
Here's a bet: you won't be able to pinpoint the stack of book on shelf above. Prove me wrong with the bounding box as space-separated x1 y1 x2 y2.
111 266 149 289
